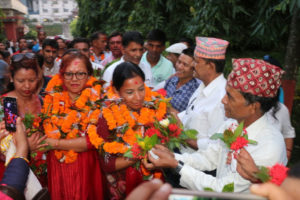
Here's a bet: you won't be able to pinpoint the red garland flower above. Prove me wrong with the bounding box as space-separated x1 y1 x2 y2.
168 124 179 132
145 127 161 138
230 136 249 151
131 143 143 159
268 164 289 185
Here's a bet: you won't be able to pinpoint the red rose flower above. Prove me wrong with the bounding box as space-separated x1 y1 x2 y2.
268 164 288 185
230 136 249 151
156 89 167 97
145 127 161 138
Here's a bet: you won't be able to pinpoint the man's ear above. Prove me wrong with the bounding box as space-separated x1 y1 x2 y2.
209 62 216 72
251 101 261 115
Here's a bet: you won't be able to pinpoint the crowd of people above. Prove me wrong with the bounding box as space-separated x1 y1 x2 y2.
0 28 298 200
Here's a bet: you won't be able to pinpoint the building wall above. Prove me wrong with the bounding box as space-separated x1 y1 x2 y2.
28 0 77 23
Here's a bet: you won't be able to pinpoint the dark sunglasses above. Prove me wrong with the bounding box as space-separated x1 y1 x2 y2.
11 53 36 63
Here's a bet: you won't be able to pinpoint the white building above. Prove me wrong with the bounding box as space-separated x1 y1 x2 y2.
25 0 77 23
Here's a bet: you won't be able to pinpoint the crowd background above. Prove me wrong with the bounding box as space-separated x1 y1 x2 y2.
0 1 299 199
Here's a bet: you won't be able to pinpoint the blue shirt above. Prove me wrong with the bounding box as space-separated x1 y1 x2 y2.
164 76 200 112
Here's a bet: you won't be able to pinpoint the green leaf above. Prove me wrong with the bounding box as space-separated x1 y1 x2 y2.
255 166 270 183
203 187 214 192
222 182 234 192
248 139 258 145
233 121 244 138
184 129 198 139
124 150 133 158
210 133 224 140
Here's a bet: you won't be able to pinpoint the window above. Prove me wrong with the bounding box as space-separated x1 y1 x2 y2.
53 1 58 4
42 0 47 3
63 8 69 12
63 0 68 3
42 9 48 13
53 8 59 13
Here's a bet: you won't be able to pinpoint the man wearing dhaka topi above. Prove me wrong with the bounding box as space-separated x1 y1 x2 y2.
145 57 287 192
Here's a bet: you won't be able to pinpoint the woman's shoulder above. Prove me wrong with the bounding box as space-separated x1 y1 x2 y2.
1 92 15 98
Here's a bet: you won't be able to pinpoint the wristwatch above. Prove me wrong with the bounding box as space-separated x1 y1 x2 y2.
175 160 184 174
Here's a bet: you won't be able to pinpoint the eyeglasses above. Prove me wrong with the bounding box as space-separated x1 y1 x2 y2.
63 72 88 80
11 53 36 62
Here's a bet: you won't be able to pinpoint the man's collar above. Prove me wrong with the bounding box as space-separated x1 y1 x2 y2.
201 74 225 97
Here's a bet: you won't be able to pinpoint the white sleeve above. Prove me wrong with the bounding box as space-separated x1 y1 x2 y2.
102 67 113 88
179 164 249 192
276 104 296 138
174 142 221 172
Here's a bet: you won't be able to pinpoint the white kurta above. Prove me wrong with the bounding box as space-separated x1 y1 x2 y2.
102 57 153 88
175 114 287 192
267 102 295 139
178 74 227 152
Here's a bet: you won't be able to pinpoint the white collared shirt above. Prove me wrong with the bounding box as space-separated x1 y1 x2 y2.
178 74 227 152
102 57 153 88
43 61 60 77
175 114 287 192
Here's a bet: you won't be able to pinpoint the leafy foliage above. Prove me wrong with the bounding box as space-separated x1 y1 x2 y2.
75 0 298 50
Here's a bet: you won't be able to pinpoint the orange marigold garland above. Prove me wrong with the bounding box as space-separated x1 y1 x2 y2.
42 74 104 163
102 85 168 178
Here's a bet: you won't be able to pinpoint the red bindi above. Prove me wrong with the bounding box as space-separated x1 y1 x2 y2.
74 61 80 65
134 81 138 84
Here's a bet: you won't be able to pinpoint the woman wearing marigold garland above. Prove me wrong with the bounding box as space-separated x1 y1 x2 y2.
97 62 166 199
42 52 104 200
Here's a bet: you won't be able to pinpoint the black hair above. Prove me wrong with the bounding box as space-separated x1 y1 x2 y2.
17 37 26 43
108 31 123 41
204 58 226 73
241 91 279 118
36 54 44 69
182 46 195 58
263 55 282 69
0 50 10 59
288 161 300 178
147 29 166 45
179 37 194 48
122 31 144 48
56 37 65 42
112 62 145 91
70 38 90 48
90 31 106 42
42 39 58 49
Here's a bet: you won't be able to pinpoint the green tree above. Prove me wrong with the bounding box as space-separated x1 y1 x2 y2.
0 8 6 41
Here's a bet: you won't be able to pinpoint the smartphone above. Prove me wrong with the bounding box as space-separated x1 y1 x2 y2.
169 189 266 200
3 97 18 132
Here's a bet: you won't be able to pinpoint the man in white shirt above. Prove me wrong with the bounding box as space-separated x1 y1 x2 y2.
41 39 60 77
70 38 104 71
102 31 152 87
176 37 229 153
146 58 287 192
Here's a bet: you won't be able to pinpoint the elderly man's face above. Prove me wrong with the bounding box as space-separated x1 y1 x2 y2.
109 35 122 58
222 85 255 123
193 56 211 80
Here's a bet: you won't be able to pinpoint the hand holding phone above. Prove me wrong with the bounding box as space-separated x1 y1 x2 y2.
3 97 18 132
